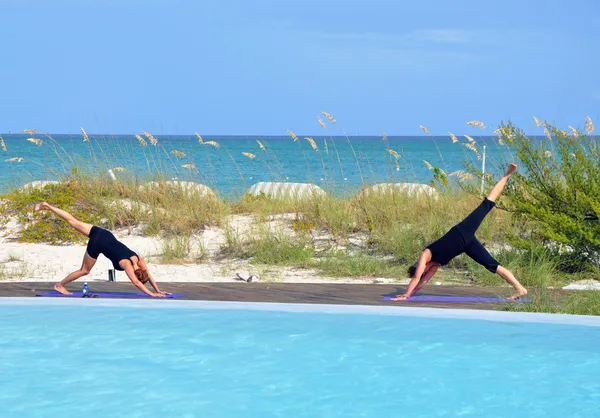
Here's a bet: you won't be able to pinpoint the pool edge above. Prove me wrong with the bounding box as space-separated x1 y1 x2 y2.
2 297 600 327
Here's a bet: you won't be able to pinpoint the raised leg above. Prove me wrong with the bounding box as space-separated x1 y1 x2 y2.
35 202 93 237
54 252 97 295
486 163 517 202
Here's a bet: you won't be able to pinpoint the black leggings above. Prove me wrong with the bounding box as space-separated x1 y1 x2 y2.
456 199 500 273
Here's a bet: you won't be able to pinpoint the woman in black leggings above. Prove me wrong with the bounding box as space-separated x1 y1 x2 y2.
34 202 171 297
392 163 527 300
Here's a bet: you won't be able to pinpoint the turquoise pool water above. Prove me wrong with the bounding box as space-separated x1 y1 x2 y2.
1 301 599 417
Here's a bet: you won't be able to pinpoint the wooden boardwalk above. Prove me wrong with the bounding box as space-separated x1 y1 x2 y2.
0 282 553 311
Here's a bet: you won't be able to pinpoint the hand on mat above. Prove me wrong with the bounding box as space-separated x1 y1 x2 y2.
390 294 409 301
158 291 172 296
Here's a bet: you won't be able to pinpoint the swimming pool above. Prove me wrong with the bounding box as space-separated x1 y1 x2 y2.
1 299 599 418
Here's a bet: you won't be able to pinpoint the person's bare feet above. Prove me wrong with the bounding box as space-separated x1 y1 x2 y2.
505 163 517 176
54 283 72 295
507 288 528 300
34 202 50 212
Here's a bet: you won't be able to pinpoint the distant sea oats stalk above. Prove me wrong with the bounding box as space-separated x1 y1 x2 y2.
80 128 90 142
448 132 459 143
585 116 595 134
324 139 328 155
462 142 481 160
569 126 580 138
450 170 474 181
318 117 325 128
26 138 43 146
304 137 318 152
287 130 299 142
242 152 256 159
171 150 185 158
423 160 433 170
22 129 38 136
386 149 400 159
419 125 430 134
533 116 541 127
113 167 126 172
195 133 204 144
466 121 485 129
135 134 148 147
464 135 475 144
143 131 158 146
204 141 220 149
5 157 23 162
544 127 552 141
382 132 388 141
256 140 266 151
321 112 336 124
0 137 6 152
182 164 196 170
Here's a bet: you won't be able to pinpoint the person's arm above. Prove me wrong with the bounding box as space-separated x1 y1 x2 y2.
392 257 428 301
411 264 439 295
123 264 162 297
138 258 171 296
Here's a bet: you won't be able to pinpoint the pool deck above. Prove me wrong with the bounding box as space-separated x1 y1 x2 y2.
0 282 559 310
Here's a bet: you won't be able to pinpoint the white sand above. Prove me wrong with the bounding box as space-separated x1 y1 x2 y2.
0 214 399 285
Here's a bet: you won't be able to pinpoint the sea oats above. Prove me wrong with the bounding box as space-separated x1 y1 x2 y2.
324 139 328 155
569 126 580 138
287 130 299 142
182 164 196 170
143 131 158 146
448 132 459 143
171 150 186 158
318 117 325 128
544 127 552 141
81 128 90 142
419 125 430 134
22 129 38 135
5 157 23 162
382 132 388 141
113 167 126 172
395 159 400 171
195 133 204 144
204 141 220 149
0 137 6 152
466 121 485 129
585 116 595 134
464 135 475 143
26 138 43 146
533 116 541 127
304 137 318 151
423 160 433 170
321 112 336 124
256 140 266 151
135 134 147 147
462 142 481 160
545 150 552 157
386 149 399 159
242 152 256 159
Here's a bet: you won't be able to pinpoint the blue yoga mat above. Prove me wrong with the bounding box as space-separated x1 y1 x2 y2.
382 295 532 303
37 291 185 299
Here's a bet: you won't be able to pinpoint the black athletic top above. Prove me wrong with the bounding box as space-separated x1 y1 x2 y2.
86 226 138 271
426 226 467 266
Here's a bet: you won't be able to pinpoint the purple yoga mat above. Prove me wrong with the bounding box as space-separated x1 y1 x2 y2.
37 291 185 299
382 295 531 303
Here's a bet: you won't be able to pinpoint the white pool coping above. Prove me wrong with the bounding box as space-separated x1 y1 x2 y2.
2 297 600 327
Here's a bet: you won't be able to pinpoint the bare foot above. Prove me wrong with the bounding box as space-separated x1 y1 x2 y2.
505 163 517 176
507 288 527 300
34 202 49 212
54 283 72 295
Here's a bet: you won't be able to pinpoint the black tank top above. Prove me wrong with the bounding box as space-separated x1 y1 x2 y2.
87 227 138 271
426 226 467 266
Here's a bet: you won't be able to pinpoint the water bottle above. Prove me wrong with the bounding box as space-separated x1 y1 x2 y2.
83 282 89 297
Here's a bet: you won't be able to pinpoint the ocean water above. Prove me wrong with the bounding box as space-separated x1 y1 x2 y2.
1 302 599 417
0 134 516 197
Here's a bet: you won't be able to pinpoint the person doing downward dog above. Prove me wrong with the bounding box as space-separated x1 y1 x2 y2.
392 163 527 301
34 202 171 297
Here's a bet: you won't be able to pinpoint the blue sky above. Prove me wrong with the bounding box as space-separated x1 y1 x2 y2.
0 0 598 135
